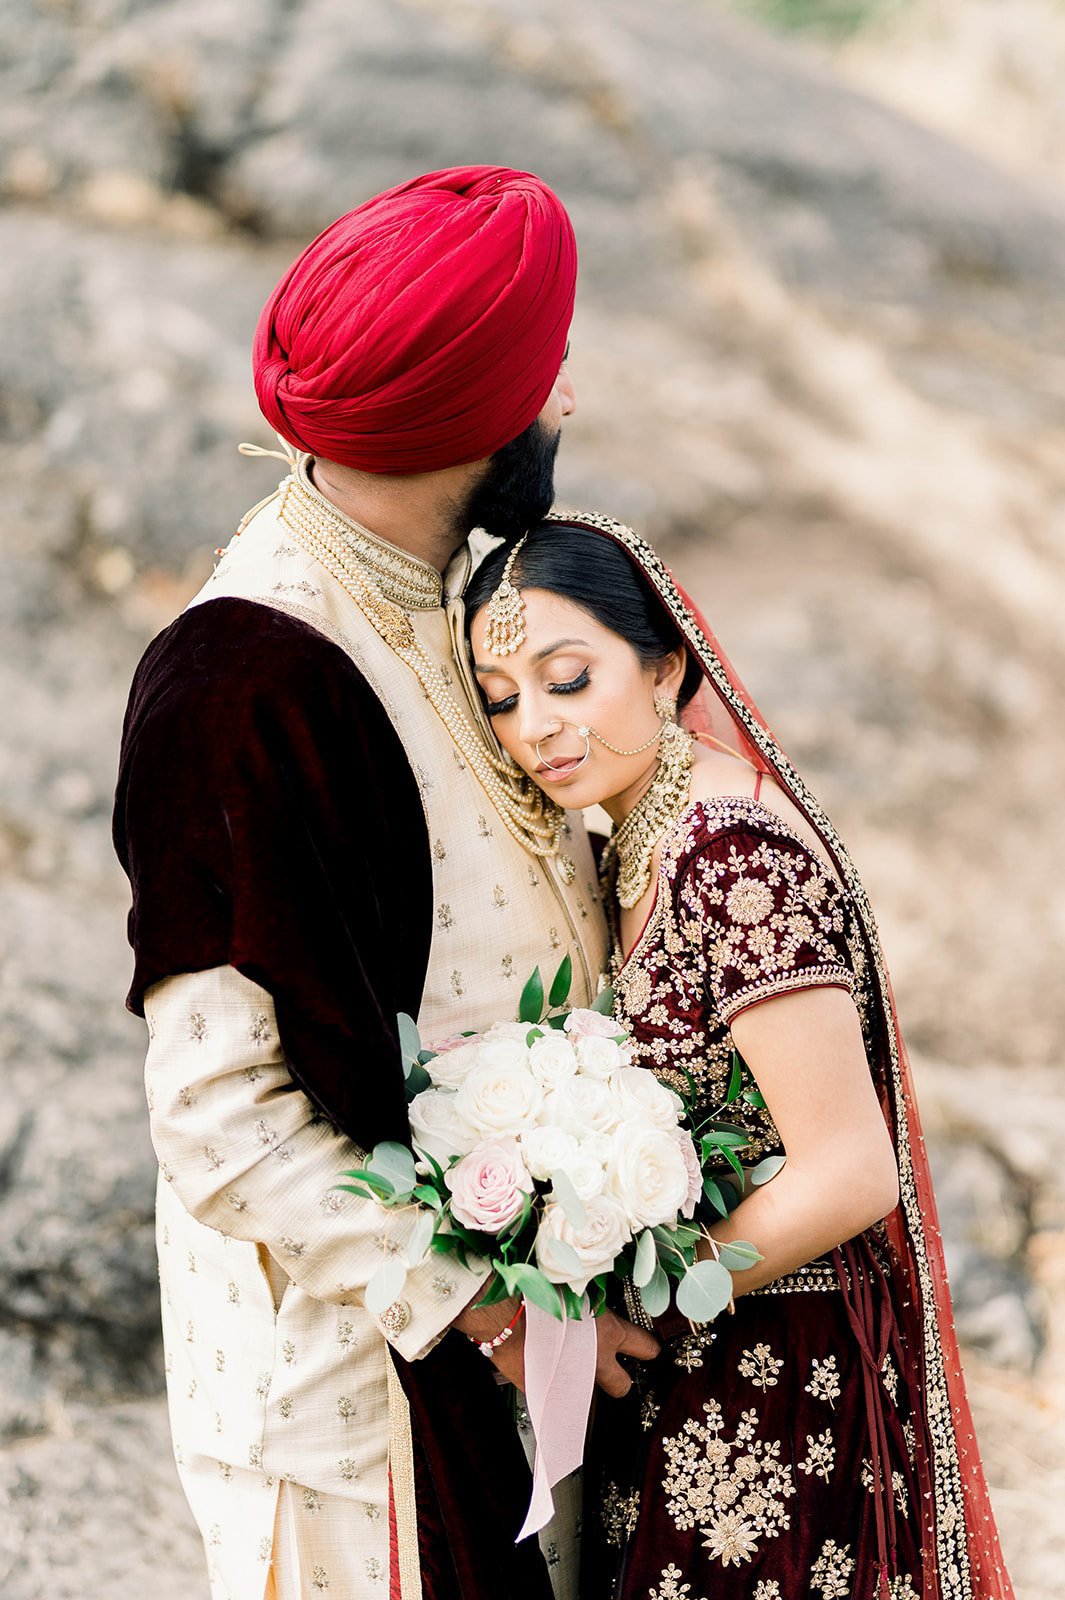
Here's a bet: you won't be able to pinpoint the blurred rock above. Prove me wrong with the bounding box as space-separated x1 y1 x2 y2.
3 0 1064 1592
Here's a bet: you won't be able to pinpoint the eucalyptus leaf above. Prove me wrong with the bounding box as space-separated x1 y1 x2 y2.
405 1210 436 1268
726 1049 743 1105
633 1228 658 1289
750 1154 787 1187
591 986 615 1016
509 1262 565 1321
550 1170 587 1229
639 1261 671 1319
519 966 544 1024
676 1259 733 1323
540 1236 583 1277
549 953 573 1009
405 1063 432 1101
397 1012 423 1071
365 1256 409 1315
368 1142 418 1200
717 1239 763 1273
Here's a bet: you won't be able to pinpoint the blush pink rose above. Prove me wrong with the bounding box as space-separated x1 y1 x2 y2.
429 1031 483 1053
669 1127 703 1219
564 1007 621 1040
445 1139 533 1233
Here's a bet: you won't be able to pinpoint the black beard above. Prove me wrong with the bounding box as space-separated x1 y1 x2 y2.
461 416 561 544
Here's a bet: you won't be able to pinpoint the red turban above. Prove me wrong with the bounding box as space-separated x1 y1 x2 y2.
252 166 577 475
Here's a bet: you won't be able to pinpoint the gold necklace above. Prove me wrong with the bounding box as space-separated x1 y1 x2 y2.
601 720 695 908
276 476 566 857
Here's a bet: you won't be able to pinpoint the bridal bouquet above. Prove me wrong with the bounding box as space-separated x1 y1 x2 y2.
339 958 762 1325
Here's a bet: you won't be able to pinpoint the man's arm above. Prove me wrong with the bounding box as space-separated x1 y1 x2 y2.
145 964 489 1361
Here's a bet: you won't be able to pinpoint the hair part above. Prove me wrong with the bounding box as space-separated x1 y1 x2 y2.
465 520 703 707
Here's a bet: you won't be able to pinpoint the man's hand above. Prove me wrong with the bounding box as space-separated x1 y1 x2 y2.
452 1292 659 1396
591 1308 660 1397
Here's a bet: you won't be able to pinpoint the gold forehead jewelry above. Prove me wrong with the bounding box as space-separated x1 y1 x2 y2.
482 535 528 656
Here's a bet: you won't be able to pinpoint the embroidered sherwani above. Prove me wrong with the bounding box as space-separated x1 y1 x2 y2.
115 461 609 1600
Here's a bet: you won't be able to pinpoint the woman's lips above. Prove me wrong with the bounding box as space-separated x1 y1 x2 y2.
535 755 586 780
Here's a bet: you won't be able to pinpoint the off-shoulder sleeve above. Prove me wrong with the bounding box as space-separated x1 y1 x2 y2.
674 822 856 1026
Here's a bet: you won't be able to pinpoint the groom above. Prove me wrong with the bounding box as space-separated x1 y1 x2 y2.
114 166 657 1600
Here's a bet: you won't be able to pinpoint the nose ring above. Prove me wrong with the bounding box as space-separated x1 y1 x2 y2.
535 727 591 773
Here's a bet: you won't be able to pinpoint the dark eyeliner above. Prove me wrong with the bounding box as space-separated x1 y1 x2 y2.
551 669 590 695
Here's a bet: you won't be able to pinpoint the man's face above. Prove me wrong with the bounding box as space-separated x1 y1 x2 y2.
462 354 576 542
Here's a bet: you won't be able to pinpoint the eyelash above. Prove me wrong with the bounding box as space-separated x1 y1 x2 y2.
485 668 590 718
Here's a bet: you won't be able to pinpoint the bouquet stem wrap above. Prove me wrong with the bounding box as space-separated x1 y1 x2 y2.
517 1299 598 1542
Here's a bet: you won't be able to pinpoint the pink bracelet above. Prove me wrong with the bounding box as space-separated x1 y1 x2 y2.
470 1300 525 1357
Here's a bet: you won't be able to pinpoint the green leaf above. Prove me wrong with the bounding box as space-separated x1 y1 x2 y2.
717 1239 763 1273
750 1154 787 1187
550 1170 587 1229
411 1184 443 1211
726 1049 743 1105
591 986 616 1016
540 1236 583 1278
334 1181 378 1202
406 1210 436 1268
519 967 544 1025
719 1143 746 1182
587 1279 607 1317
417 1049 437 1065
702 1177 730 1219
546 1014 568 1031
743 1087 767 1110
337 1168 395 1201
513 1262 569 1321
705 1128 750 1148
525 1028 544 1047
473 1271 511 1309
561 1284 585 1321
640 1261 671 1319
397 1012 423 1071
549 953 573 1009
405 1063 432 1101
632 1228 658 1289
676 1259 733 1323
369 1142 418 1200
365 1256 408 1315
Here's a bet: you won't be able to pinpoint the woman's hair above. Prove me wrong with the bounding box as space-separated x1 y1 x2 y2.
464 521 703 708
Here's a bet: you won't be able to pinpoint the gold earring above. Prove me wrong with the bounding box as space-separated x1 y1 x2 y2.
653 693 677 722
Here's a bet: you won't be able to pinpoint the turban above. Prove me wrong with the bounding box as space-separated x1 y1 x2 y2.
252 166 577 475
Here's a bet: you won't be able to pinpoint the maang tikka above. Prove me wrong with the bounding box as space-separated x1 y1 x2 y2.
483 534 528 656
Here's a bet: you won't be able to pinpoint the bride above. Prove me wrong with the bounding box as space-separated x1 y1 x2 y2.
462 515 1013 1600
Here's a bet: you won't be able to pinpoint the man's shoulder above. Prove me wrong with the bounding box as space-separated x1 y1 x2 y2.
129 595 375 724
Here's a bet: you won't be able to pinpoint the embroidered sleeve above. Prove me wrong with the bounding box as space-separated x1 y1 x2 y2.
144 965 488 1362
675 826 855 1026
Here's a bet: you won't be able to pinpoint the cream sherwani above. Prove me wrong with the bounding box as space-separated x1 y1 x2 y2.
139 460 609 1599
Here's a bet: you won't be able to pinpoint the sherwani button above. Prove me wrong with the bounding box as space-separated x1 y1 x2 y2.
378 1300 412 1338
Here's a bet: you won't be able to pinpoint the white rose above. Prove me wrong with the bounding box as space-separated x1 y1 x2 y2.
541 1077 620 1139
579 1132 614 1166
477 1036 531 1073
559 1147 607 1201
528 1034 580 1087
669 1127 703 1220
425 1041 482 1090
445 1139 532 1233
521 1125 580 1182
408 1088 479 1170
483 1021 534 1043
612 1066 684 1131
456 1059 543 1139
606 1119 691 1230
575 1034 623 1081
564 1008 621 1039
535 1195 632 1295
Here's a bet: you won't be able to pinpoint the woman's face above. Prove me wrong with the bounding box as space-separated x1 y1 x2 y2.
469 589 683 815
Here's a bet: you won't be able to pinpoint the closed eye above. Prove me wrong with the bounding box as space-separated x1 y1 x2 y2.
483 668 590 718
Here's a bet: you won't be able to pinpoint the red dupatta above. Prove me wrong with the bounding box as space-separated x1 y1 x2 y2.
544 510 1014 1600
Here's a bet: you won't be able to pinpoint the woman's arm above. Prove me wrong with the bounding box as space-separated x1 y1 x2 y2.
697 984 899 1295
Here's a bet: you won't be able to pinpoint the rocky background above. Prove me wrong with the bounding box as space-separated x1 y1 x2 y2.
1 0 1063 1594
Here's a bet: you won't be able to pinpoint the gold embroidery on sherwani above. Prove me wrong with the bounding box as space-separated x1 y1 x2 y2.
810 1538 855 1598
737 1342 784 1392
660 1400 795 1567
601 1481 641 1546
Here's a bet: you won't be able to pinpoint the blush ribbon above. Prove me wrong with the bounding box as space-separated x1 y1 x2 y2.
517 1298 598 1542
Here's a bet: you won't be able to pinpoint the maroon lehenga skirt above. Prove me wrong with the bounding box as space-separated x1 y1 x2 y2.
582 1237 924 1600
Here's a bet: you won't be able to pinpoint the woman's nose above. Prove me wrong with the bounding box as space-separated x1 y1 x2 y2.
518 702 562 751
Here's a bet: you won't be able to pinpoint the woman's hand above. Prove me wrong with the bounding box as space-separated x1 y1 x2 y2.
452 1291 659 1394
